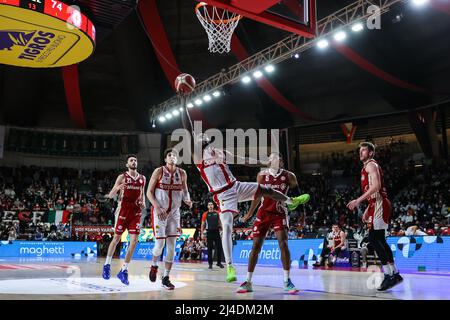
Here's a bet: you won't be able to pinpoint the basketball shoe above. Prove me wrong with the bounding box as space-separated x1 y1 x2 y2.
102 264 111 280
287 194 310 211
284 278 299 294
162 276 175 290
226 265 237 282
117 269 129 285
149 265 158 282
236 281 253 293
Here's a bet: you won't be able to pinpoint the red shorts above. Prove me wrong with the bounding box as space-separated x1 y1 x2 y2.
114 204 141 235
366 198 391 230
252 210 288 238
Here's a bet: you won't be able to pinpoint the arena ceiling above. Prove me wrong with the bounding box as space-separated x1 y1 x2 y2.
0 0 449 132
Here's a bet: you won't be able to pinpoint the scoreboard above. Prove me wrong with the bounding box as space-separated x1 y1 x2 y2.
0 0 95 67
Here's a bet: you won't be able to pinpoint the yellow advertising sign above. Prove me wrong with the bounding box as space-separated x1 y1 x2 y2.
0 1 95 67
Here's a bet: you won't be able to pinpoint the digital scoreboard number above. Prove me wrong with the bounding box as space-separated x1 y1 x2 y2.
20 0 45 12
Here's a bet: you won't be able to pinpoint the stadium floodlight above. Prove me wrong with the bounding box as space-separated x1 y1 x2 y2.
317 39 329 49
351 22 364 32
187 102 194 108
241 76 251 84
264 65 275 73
194 99 203 106
158 116 166 123
253 70 263 79
165 113 173 119
203 94 212 102
412 0 428 6
334 31 347 42
212 91 221 97
172 109 179 116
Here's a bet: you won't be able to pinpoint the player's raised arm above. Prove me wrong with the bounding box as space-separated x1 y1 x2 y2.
181 97 203 164
105 174 125 199
146 167 166 219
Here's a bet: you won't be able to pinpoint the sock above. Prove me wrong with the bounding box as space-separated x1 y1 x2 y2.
220 213 234 265
105 256 112 265
283 270 289 282
246 272 253 282
122 263 128 271
390 263 398 274
164 269 170 277
286 198 293 205
152 260 158 267
383 264 392 276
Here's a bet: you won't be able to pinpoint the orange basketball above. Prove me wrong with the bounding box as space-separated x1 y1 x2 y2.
174 73 196 95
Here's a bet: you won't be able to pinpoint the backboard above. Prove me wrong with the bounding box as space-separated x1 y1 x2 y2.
195 0 317 38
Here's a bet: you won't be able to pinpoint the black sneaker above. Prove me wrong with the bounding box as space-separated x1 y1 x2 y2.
391 273 403 288
377 274 394 291
216 263 224 269
208 265 213 269
149 265 158 282
161 276 175 290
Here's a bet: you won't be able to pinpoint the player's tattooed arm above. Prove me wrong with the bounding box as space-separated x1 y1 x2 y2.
242 173 264 223
146 167 167 219
105 174 125 199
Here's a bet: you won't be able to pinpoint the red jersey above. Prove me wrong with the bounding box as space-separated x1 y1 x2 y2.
120 171 145 207
360 159 388 204
332 231 342 247
258 169 290 216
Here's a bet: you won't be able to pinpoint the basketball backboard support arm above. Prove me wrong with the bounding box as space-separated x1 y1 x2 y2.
194 0 317 38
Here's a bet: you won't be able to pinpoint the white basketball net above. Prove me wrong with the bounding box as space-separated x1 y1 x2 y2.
195 2 241 54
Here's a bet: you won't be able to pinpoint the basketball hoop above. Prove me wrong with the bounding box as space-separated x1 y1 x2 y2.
195 2 242 54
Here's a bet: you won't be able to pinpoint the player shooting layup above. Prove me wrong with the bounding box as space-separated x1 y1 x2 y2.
181 101 310 282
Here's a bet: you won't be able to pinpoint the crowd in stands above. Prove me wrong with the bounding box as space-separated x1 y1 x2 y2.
1 139 449 248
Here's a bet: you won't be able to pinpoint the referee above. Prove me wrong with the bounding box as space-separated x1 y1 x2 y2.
201 202 224 269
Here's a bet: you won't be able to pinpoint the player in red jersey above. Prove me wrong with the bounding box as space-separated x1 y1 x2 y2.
347 142 403 291
102 155 146 285
237 152 309 294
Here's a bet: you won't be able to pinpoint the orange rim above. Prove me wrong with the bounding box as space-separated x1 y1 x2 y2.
195 2 242 24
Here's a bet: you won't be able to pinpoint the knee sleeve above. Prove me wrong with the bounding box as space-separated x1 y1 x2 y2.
152 238 166 257
165 237 176 263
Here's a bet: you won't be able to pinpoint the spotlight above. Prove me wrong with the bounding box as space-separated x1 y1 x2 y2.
165 113 173 119
158 116 166 123
333 31 347 42
241 76 251 84
187 102 194 108
293 53 300 59
152 120 156 128
317 39 329 49
264 65 275 73
172 109 179 116
194 99 203 106
203 94 212 102
351 22 364 32
179 107 183 112
392 13 403 23
212 91 221 97
412 0 428 6
253 70 263 79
